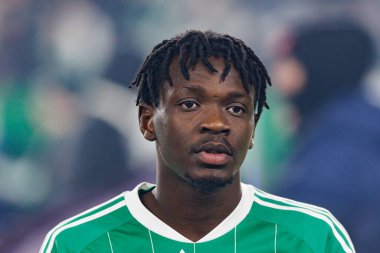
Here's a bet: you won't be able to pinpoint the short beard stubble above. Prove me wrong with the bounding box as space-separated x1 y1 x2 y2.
185 174 234 194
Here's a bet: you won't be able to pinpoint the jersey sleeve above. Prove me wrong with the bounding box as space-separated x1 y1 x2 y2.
39 234 60 253
39 227 73 253
325 225 355 253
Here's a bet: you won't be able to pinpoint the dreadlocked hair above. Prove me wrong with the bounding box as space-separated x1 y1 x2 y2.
130 30 271 122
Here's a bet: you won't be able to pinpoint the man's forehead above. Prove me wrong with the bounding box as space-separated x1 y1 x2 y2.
168 55 243 85
157 56 254 102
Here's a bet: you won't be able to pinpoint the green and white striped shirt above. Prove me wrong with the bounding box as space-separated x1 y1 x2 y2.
40 183 355 253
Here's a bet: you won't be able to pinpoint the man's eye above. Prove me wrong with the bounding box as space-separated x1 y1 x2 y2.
227 106 246 116
180 101 198 110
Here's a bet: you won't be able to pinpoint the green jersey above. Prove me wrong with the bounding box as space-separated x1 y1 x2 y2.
40 183 355 253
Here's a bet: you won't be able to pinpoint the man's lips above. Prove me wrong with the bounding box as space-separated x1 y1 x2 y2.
194 142 232 166
197 151 230 166
195 142 232 155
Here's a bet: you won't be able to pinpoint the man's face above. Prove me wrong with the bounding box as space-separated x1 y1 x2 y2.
141 56 255 192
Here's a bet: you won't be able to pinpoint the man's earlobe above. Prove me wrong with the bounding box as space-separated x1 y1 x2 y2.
138 103 156 141
249 139 254 149
249 126 256 149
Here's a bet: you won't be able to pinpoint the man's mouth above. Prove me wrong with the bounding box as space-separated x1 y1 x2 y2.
197 151 230 166
194 143 232 166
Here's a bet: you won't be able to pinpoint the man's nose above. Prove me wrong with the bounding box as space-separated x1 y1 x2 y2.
199 107 230 135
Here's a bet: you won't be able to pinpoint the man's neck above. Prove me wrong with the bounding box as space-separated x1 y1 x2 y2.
140 175 242 242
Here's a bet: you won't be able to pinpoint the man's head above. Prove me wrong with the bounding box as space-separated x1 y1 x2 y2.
131 30 271 122
131 30 271 193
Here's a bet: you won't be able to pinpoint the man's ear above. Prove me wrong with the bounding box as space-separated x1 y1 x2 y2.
138 103 156 141
248 125 256 149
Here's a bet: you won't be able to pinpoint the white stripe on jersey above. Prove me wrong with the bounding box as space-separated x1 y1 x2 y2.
40 192 126 253
107 232 115 253
254 189 355 251
41 200 126 253
274 224 277 253
253 196 354 253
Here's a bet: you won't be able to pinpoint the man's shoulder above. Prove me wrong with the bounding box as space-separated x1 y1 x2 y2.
39 191 133 253
246 185 355 252
251 186 334 225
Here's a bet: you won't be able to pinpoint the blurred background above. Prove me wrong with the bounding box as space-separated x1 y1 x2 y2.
0 0 379 252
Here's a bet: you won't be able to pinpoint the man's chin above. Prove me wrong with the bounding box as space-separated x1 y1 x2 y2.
185 175 234 194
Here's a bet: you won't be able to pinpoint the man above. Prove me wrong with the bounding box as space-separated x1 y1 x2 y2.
40 30 354 253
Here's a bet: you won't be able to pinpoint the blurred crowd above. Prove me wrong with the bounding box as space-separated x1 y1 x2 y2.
0 0 379 252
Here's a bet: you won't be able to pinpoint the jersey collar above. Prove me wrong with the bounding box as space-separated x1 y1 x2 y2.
124 182 255 243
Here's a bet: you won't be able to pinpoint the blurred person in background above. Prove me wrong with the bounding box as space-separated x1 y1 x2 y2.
272 19 380 252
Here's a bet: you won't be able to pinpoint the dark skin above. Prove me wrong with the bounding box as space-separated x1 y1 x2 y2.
139 56 255 242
